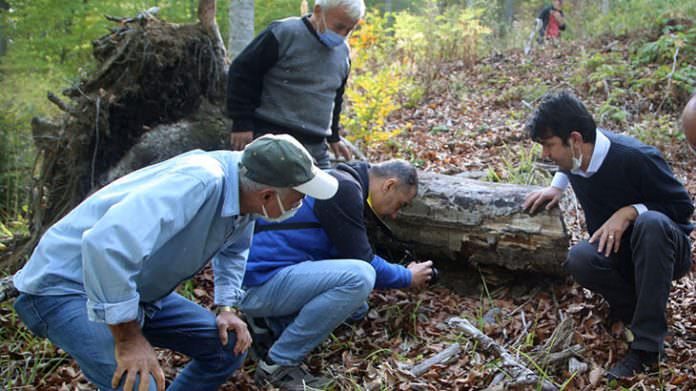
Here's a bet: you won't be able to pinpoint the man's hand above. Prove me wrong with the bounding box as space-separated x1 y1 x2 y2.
329 140 352 161
230 131 253 151
216 310 252 355
522 186 563 214
109 321 165 391
407 260 433 289
589 206 638 257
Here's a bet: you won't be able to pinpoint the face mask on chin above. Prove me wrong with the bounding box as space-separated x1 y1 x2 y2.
318 13 346 48
569 139 584 174
261 192 302 223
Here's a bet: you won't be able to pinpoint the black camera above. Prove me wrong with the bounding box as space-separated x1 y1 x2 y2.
429 266 440 286
403 249 440 286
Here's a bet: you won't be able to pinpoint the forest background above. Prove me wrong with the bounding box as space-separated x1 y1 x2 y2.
1 0 696 389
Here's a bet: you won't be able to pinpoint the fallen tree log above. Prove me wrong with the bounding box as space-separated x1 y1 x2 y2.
370 172 569 276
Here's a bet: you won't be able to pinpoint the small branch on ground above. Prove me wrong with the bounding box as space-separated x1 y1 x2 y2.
409 342 461 377
657 46 680 112
448 316 559 391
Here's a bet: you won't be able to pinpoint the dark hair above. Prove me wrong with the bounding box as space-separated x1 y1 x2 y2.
526 91 596 145
370 159 418 189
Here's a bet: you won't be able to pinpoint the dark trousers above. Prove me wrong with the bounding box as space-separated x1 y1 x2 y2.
253 119 331 169
564 211 692 353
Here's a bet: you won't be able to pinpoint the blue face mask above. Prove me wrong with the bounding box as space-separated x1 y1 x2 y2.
319 29 345 48
318 13 346 48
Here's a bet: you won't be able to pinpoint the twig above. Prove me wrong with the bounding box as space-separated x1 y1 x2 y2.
602 79 611 99
47 92 78 116
409 342 461 376
448 317 558 391
657 45 680 112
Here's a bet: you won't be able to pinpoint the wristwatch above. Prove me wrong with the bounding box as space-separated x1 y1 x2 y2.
216 305 236 314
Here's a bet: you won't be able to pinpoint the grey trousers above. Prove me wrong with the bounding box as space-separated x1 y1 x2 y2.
564 210 692 353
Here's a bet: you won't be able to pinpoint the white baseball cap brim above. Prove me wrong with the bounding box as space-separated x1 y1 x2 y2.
293 165 339 200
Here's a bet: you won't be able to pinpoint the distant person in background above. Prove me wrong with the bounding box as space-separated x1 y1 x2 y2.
537 0 566 43
681 94 696 155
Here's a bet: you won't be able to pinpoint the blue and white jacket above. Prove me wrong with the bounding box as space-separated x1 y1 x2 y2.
243 162 411 289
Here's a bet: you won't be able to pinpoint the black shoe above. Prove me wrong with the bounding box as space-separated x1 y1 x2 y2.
606 349 659 380
607 307 633 327
242 315 276 361
255 358 332 391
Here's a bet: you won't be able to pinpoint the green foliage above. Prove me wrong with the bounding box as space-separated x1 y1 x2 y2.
254 0 303 33
627 114 684 148
572 18 695 126
0 302 68 388
343 3 489 146
575 0 696 40
486 143 551 186
344 64 407 145
391 4 490 84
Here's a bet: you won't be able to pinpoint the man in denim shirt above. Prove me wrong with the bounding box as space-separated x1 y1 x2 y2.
12 134 338 391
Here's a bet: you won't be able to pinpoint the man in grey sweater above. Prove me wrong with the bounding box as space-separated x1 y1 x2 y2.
227 0 365 169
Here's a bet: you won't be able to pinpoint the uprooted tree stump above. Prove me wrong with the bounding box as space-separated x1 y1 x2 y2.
7 2 230 270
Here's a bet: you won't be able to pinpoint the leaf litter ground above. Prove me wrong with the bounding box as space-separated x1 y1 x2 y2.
2 39 695 390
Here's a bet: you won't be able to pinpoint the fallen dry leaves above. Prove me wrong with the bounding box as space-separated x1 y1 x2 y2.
2 30 696 391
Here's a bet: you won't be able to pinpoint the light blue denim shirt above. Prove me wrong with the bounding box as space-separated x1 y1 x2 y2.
14 150 255 325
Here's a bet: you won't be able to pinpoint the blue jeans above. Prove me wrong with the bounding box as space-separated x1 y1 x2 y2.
240 259 375 365
13 292 245 390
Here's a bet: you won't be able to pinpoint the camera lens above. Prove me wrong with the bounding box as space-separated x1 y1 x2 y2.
429 267 440 285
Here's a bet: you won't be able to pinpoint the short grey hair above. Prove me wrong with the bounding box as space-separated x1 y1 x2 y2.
239 166 290 196
369 159 418 190
315 0 366 21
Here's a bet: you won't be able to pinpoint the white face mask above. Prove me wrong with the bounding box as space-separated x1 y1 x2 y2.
569 139 583 173
261 192 302 223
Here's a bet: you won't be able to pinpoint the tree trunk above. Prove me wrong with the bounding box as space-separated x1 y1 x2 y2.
228 0 255 59
369 172 569 276
0 0 8 57
601 0 610 14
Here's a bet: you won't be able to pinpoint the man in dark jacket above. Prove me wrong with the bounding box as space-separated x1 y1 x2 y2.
523 91 693 379
238 159 433 389
227 0 366 168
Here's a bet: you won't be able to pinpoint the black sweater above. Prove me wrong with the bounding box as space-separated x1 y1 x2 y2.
565 131 693 235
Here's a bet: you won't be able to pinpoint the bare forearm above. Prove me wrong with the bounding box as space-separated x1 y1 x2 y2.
109 320 144 343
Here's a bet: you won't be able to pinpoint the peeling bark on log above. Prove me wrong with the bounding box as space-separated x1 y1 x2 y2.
370 172 569 275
